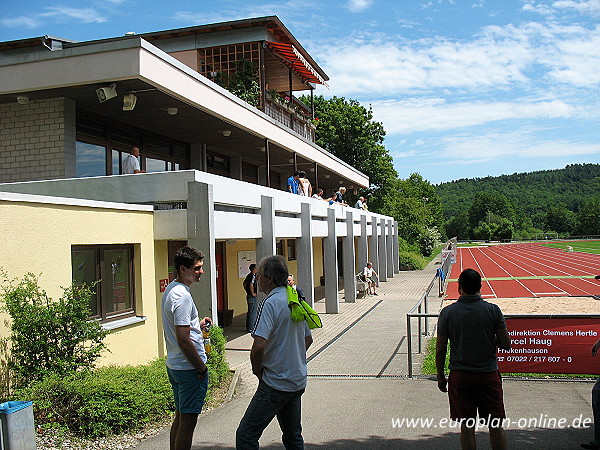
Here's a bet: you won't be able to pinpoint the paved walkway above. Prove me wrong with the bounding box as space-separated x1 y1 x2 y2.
135 260 596 449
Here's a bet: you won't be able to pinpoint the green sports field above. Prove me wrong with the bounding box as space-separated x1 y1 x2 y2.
543 240 600 255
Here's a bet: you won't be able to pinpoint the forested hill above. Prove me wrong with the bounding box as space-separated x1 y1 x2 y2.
436 164 600 221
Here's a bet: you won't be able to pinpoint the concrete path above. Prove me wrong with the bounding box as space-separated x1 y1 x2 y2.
135 259 597 449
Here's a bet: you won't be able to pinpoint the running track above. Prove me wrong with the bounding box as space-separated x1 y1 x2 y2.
446 242 600 299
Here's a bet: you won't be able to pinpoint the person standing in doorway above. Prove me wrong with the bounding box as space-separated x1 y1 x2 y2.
122 146 146 174
236 255 313 449
162 246 212 450
243 264 258 333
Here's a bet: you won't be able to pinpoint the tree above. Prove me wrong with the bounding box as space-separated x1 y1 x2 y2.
577 196 600 235
300 95 399 214
467 192 516 237
1 272 108 384
216 59 260 107
544 204 576 234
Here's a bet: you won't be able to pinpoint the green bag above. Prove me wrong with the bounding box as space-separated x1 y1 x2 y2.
287 285 322 329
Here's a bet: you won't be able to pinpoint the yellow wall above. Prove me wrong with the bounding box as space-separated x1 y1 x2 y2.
153 240 169 359
0 201 159 367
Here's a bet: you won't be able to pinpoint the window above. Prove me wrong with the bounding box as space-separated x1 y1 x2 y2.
287 239 297 261
76 142 106 177
72 245 135 321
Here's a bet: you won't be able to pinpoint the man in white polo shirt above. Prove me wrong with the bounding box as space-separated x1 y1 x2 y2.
236 255 313 449
122 146 146 174
162 246 211 450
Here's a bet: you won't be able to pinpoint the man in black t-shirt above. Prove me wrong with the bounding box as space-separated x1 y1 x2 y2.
243 264 258 332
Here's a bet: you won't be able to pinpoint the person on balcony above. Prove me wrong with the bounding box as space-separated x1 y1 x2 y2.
312 188 324 200
123 146 146 174
298 171 312 197
333 186 347 205
287 171 300 195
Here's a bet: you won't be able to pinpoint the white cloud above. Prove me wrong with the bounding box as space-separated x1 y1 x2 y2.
40 7 107 23
0 16 40 29
347 0 374 12
370 98 574 134
438 130 600 161
317 20 600 99
552 0 600 14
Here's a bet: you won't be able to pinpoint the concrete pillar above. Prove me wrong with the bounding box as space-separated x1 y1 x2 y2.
186 181 217 323
256 195 276 263
386 218 394 278
63 98 77 178
256 195 276 301
357 215 368 272
297 202 314 306
393 220 400 274
324 208 339 313
343 211 356 302
378 218 387 282
369 218 379 277
230 156 243 180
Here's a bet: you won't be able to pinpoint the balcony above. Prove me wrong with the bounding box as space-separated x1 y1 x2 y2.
264 92 316 142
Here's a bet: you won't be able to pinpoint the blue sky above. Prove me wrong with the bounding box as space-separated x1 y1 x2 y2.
2 0 599 184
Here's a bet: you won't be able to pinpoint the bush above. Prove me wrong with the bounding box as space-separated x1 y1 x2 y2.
1 272 108 385
399 251 427 270
15 325 231 438
205 325 230 392
16 359 173 438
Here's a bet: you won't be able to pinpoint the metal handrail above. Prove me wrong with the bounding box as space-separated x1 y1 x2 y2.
406 238 457 378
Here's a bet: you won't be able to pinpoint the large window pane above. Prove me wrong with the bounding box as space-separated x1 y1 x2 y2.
112 149 122 175
104 248 132 316
76 141 106 177
72 249 100 317
146 157 168 173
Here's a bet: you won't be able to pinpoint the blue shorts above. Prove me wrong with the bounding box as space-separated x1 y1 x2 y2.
167 367 209 414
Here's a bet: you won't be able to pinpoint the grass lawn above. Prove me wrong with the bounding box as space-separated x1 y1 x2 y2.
421 337 595 379
543 239 600 255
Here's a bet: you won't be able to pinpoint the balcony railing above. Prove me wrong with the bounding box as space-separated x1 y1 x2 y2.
264 96 316 142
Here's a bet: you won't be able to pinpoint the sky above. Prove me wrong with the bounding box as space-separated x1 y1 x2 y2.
1 0 599 185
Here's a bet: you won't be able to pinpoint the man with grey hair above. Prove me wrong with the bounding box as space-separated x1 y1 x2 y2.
236 255 313 449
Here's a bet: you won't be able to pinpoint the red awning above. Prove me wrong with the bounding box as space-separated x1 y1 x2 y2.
265 41 328 87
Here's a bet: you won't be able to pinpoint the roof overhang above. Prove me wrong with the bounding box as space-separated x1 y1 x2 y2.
0 37 366 188
265 42 328 87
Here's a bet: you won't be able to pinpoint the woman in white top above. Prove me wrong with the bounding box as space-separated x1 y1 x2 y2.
298 171 312 197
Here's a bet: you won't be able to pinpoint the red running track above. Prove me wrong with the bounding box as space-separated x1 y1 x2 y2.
446 242 600 299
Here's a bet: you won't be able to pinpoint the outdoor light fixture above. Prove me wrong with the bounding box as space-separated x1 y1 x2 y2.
288 159 294 163
123 93 137 111
16 96 29 105
167 107 178 115
210 71 218 78
324 174 330 179
222 130 231 137
96 83 117 103
259 147 266 152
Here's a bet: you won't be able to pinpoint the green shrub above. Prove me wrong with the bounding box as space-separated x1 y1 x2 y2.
399 251 427 270
1 272 108 385
16 358 172 437
205 325 230 392
14 327 230 438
